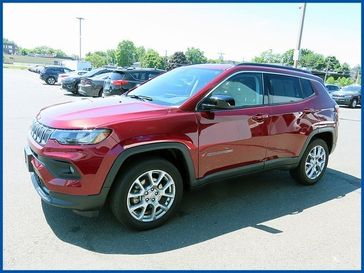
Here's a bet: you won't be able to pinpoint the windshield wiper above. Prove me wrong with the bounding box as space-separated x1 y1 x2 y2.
126 94 153 101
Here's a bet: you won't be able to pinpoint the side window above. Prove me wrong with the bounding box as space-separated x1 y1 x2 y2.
130 72 140 80
209 73 264 107
300 79 315 98
265 74 302 104
139 72 148 81
148 72 159 80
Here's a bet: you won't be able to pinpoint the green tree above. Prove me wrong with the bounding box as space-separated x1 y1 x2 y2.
185 47 208 64
281 49 294 66
106 49 117 65
166 51 188 70
85 51 107 68
252 49 281 63
207 59 220 64
116 40 137 67
338 63 350 74
325 76 336 84
136 46 146 62
325 56 341 71
141 49 164 69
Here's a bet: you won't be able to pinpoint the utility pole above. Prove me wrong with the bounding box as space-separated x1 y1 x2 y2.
293 3 307 68
217 51 225 62
76 17 84 61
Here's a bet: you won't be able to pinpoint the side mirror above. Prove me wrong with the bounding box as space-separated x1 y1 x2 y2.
201 95 235 111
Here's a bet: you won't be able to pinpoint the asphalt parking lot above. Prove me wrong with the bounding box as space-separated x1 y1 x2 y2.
3 68 361 270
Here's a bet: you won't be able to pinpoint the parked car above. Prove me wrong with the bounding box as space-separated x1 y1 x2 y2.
25 63 338 230
28 64 44 73
61 67 114 94
331 84 361 108
325 84 340 94
40 66 73 85
78 72 113 97
103 68 165 96
58 70 88 84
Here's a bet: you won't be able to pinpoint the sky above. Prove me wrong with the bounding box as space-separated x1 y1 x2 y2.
3 3 361 66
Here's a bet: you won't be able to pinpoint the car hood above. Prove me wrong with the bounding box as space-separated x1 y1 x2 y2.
331 91 357 96
37 96 170 129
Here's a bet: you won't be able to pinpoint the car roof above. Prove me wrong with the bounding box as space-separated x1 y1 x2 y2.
113 68 165 73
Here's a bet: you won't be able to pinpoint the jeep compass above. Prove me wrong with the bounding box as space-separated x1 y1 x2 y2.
25 63 338 230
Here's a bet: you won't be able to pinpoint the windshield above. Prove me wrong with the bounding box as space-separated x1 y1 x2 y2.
82 68 105 78
128 66 223 106
342 85 361 92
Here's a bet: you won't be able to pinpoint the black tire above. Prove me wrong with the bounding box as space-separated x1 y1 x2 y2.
349 98 358 108
290 139 329 185
72 84 79 95
110 158 183 230
98 88 103 97
46 76 56 85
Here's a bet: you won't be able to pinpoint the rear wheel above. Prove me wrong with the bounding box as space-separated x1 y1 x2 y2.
110 158 183 230
349 98 358 108
290 139 329 185
46 76 56 85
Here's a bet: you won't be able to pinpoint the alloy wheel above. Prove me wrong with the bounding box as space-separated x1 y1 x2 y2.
127 170 176 222
305 145 326 180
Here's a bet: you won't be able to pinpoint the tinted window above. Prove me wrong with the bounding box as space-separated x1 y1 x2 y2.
83 68 107 78
93 72 112 80
210 73 263 107
110 71 125 80
129 72 140 80
300 79 315 98
148 71 160 80
266 74 302 104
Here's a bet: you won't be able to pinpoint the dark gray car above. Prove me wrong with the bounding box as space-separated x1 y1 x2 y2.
331 84 361 108
78 72 113 97
103 68 165 96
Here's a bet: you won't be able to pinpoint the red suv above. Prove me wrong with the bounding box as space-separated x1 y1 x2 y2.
25 63 338 230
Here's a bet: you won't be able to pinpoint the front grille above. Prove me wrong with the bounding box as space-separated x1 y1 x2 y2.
31 121 54 145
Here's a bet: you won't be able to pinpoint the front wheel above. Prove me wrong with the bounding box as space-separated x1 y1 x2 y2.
349 98 358 108
110 158 183 230
290 139 329 185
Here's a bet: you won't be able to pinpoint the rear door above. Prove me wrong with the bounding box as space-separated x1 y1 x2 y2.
264 73 316 160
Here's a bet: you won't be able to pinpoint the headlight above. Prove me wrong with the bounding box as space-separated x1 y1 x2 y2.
50 129 111 145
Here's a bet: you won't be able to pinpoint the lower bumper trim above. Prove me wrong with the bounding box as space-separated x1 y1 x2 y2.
30 172 109 211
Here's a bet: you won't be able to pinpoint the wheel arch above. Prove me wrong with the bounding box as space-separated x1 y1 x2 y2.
102 142 196 198
299 127 336 160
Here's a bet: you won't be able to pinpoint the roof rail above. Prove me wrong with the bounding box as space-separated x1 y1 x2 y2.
236 62 312 74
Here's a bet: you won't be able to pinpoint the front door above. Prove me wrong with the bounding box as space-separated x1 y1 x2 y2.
197 72 270 178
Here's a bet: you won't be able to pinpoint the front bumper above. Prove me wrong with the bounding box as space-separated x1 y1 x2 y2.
332 97 351 105
24 131 121 210
25 146 108 210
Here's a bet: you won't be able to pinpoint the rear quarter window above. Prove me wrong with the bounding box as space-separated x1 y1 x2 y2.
110 72 125 80
300 79 315 98
266 74 302 104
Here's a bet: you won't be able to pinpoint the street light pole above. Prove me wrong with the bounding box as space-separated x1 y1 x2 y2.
76 17 84 60
293 3 307 68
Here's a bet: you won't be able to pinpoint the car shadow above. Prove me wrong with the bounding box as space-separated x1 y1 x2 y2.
42 168 360 254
